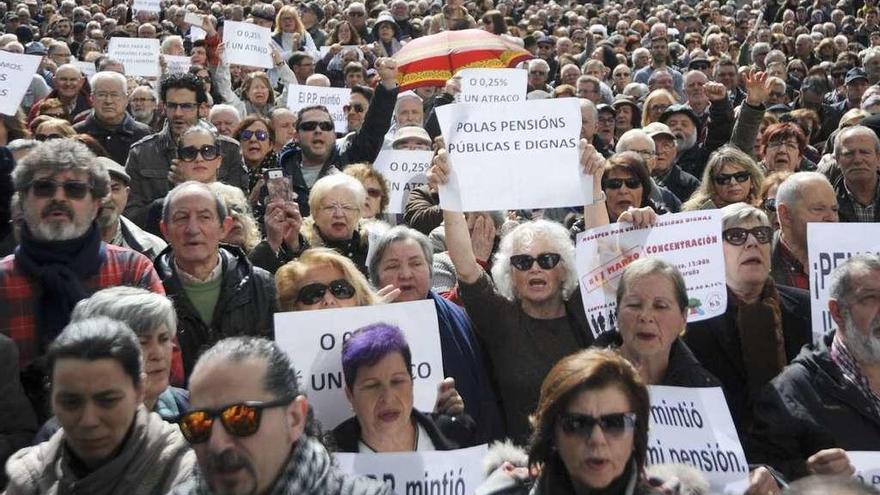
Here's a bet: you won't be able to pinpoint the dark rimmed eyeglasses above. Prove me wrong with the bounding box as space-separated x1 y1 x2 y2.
509 253 562 271
178 144 220 162
296 279 356 305
712 171 751 186
177 395 295 444
29 178 91 199
604 177 642 189
558 412 637 439
722 226 773 245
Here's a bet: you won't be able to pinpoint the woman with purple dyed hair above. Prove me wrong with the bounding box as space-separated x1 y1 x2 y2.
331 323 471 452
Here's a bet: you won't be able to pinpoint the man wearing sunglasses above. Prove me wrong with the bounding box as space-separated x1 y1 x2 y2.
125 73 248 228
171 337 391 495
274 59 399 217
156 182 276 380
0 139 164 422
73 71 152 167
771 172 838 290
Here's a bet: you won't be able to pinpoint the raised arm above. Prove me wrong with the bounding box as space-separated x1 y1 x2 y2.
730 70 770 159
580 140 610 230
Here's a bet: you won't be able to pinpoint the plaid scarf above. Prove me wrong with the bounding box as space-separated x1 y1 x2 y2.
831 335 880 417
189 436 332 495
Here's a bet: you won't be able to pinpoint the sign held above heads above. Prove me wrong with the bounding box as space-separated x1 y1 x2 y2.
108 37 160 78
0 52 44 116
286 85 351 134
372 150 433 215
222 21 273 69
456 68 527 104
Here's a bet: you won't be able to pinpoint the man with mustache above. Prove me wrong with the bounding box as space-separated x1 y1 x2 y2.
831 126 880 222
169 337 391 495
0 139 164 422
751 255 880 481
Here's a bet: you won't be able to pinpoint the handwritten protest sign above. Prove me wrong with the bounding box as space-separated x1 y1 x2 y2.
456 68 527 104
164 55 191 74
184 12 203 27
335 445 488 494
274 300 443 429
648 386 749 494
108 38 160 77
436 98 589 211
851 451 880 489
286 85 350 133
222 21 273 69
190 25 206 42
373 150 432 214
807 223 880 344
131 0 161 13
0 52 42 116
575 211 725 336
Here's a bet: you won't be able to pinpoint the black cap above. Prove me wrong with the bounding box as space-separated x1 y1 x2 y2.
659 104 700 128
597 103 616 115
846 67 868 85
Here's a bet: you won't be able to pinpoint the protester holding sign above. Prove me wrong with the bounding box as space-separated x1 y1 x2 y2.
593 258 721 388
751 254 880 482
684 203 811 443
332 323 474 452
214 43 294 118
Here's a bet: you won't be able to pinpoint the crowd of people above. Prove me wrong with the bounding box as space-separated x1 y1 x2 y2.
1 0 880 492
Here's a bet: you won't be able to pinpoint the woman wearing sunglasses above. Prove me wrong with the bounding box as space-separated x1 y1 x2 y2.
526 349 655 494
682 145 764 211
33 117 76 143
276 247 379 311
236 115 278 193
601 152 665 223
684 202 811 442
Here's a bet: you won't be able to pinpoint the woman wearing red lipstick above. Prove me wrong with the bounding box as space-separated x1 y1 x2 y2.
331 323 469 453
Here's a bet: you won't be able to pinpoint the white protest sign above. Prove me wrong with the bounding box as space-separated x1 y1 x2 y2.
647 386 749 494
807 223 880 345
190 25 207 42
575 211 726 336
851 451 880 489
456 68 527 104
373 149 432 214
436 98 589 211
108 37 160 77
74 60 96 79
286 85 350 133
222 21 273 69
335 445 488 494
164 55 191 74
274 300 443 429
184 12 204 27
131 0 160 13
0 52 42 116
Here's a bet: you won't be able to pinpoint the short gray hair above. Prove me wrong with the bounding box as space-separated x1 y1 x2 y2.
830 254 880 308
616 129 655 154
368 225 433 288
162 181 228 226
720 202 770 230
775 171 831 208
12 139 109 200
492 219 577 301
579 98 598 120
616 258 688 312
71 286 177 338
833 125 880 159
308 173 367 216
208 103 241 121
90 70 127 94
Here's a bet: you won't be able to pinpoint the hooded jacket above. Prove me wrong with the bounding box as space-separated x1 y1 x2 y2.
154 245 277 380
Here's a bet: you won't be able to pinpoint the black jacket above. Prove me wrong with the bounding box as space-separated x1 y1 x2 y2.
593 332 721 387
682 284 812 446
330 409 471 452
73 112 152 166
671 97 734 180
275 83 397 217
154 246 277 380
749 334 880 481
655 165 700 204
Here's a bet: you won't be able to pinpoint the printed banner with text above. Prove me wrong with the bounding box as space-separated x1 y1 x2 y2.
575 211 726 336
274 300 443 429
648 386 749 494
165 55 192 74
222 21 273 69
0 51 42 116
286 85 351 133
334 445 489 495
807 223 880 345
850 451 880 490
373 149 433 215
108 37 160 77
456 68 527 104
436 98 590 211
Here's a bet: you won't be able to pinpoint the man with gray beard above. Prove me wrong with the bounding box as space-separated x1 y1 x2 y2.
750 254 880 482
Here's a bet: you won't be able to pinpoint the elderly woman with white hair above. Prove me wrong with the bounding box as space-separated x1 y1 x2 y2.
684 202 811 444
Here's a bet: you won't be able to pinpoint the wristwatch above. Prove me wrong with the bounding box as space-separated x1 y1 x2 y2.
591 190 607 204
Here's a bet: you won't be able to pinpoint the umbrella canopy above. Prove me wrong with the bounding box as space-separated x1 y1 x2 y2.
392 29 532 90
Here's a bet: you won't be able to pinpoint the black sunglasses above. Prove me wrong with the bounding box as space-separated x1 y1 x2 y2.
762 197 776 212
344 103 365 113
178 395 295 444
29 178 91 199
509 252 562 271
178 144 220 162
35 133 63 141
558 412 637 438
240 129 269 142
298 121 334 132
713 171 751 186
296 279 356 305
604 177 642 190
722 226 773 245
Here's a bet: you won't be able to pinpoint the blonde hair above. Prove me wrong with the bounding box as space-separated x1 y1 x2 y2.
275 248 379 311
641 89 676 127
274 5 305 35
208 182 261 252
681 145 764 211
